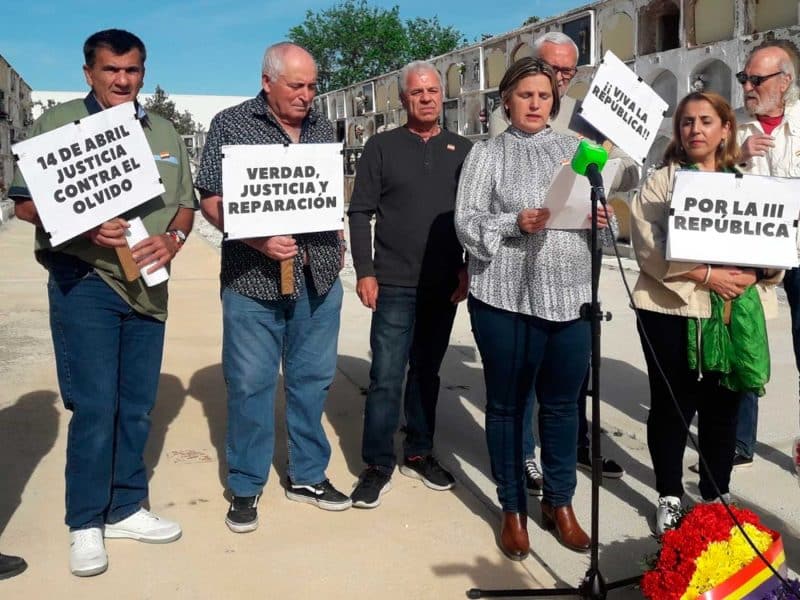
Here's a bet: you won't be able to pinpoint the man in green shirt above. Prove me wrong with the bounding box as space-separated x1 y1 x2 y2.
10 29 196 577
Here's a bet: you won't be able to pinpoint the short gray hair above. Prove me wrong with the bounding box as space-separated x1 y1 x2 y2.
532 32 579 59
262 42 314 79
399 61 442 94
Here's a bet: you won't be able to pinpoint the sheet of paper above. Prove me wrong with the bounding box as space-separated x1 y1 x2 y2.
544 159 622 229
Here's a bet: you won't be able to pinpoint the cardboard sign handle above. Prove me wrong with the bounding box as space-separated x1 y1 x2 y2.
115 246 141 282
280 259 294 294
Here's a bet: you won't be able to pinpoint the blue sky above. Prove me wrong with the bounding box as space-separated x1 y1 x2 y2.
5 0 590 95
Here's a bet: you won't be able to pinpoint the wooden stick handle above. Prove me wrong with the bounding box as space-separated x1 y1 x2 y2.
280 258 294 294
116 246 140 282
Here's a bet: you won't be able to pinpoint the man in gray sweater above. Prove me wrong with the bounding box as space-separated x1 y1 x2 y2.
347 60 471 508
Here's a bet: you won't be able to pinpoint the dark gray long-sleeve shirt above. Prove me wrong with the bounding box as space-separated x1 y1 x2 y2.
348 126 471 288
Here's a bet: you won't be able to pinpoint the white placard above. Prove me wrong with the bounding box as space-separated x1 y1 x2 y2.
12 101 165 246
125 217 169 287
666 170 800 269
221 143 344 239
544 159 623 229
579 51 668 165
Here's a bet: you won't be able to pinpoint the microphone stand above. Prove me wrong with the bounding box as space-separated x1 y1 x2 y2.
468 179 640 599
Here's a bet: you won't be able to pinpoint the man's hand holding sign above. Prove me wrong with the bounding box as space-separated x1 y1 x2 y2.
11 101 170 283
219 143 344 294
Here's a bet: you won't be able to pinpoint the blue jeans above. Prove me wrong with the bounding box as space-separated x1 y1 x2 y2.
362 285 457 470
47 253 165 530
222 274 342 496
469 296 589 512
523 370 590 460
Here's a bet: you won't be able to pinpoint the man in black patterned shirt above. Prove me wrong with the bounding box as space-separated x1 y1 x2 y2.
196 42 351 533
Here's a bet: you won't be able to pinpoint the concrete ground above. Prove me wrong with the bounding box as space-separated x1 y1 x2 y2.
1 215 799 599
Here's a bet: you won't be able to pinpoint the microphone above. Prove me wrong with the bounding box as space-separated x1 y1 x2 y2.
571 139 609 195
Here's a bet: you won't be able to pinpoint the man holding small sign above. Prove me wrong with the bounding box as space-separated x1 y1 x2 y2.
196 42 350 533
10 29 196 576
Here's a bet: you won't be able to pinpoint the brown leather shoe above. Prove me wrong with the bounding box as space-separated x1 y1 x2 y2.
499 512 529 561
541 501 590 553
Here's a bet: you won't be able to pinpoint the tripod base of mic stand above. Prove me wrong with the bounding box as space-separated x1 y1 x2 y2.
466 569 640 599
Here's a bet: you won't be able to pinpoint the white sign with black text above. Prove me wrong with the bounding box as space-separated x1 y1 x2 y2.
579 51 668 165
11 101 165 246
666 170 800 269
221 143 344 239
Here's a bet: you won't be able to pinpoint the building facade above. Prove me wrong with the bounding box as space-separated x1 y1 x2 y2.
315 0 800 233
0 54 33 203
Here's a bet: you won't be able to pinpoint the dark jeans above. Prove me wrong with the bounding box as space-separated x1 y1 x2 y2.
735 391 758 459
469 296 589 513
784 267 800 376
523 371 590 460
361 284 457 470
637 310 740 500
47 253 165 530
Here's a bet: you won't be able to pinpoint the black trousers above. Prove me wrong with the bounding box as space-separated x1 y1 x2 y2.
637 309 740 500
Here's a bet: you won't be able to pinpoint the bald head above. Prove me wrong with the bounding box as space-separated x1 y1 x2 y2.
262 43 318 130
742 46 795 116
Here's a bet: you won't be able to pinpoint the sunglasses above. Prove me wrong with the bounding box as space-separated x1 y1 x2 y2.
735 71 784 87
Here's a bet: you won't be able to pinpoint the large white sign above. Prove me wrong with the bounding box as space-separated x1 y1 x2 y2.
667 170 800 269
579 51 668 165
221 143 344 239
12 102 165 246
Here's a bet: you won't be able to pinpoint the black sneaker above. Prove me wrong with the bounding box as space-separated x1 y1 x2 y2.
577 447 625 479
400 455 455 491
524 457 543 497
225 495 259 533
351 467 392 509
286 478 352 511
0 553 27 580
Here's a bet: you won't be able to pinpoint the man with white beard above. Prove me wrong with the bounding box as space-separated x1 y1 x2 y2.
734 39 800 471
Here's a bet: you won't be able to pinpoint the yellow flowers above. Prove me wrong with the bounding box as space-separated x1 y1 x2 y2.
681 524 774 600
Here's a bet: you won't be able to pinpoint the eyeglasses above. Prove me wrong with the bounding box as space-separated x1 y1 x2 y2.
552 66 578 79
735 71 784 87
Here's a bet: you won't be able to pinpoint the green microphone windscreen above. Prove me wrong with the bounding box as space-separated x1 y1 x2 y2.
571 139 608 176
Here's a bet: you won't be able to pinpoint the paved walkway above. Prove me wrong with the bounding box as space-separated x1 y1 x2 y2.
1 216 799 599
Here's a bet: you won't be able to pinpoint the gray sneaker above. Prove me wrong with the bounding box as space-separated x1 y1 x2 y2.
524 457 543 497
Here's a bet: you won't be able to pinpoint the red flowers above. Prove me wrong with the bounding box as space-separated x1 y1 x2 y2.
642 504 764 600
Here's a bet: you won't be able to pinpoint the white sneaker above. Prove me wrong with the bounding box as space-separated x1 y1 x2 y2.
70 528 108 577
104 508 182 543
655 496 682 536
703 493 732 504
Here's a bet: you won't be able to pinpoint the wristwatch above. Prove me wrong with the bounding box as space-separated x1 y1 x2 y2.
167 229 187 248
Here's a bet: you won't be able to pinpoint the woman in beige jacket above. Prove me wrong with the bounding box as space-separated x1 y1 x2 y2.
630 91 781 536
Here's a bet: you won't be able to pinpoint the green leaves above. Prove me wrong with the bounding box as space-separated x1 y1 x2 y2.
143 85 198 135
288 0 465 93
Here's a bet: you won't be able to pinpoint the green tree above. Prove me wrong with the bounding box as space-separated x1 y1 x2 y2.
522 16 541 27
288 0 465 92
143 85 197 135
